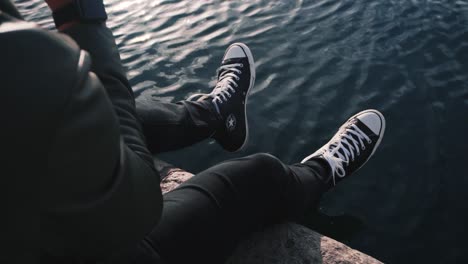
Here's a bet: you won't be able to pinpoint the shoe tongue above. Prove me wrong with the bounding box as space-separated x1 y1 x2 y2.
337 147 347 158
329 135 355 161
331 145 349 160
348 133 360 145
329 143 346 157
218 65 236 79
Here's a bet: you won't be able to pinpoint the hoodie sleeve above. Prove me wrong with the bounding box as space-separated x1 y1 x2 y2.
62 23 157 171
0 16 162 261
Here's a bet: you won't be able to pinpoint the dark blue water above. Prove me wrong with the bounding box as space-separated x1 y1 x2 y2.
14 0 468 263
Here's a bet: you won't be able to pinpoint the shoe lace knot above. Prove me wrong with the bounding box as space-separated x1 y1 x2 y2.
321 123 371 185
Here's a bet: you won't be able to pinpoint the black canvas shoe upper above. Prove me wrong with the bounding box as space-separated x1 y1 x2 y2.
189 43 255 152
302 110 386 186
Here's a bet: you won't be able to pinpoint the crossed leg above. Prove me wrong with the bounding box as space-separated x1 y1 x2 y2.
133 99 385 264
130 153 330 264
136 95 219 154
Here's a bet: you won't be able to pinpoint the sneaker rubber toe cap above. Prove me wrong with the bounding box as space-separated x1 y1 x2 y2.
224 45 247 60
356 111 384 135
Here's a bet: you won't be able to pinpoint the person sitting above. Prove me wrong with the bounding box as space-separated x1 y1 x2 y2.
0 0 385 263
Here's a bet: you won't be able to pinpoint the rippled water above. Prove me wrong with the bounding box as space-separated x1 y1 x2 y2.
13 0 468 263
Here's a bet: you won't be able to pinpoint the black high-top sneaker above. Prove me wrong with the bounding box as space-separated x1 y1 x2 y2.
301 109 386 186
189 43 255 152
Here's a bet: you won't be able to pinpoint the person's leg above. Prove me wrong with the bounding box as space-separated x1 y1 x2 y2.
136 95 220 153
132 109 385 264
137 43 256 154
136 153 330 264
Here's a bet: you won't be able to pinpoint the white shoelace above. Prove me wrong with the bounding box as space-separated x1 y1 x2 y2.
187 63 243 113
321 124 372 185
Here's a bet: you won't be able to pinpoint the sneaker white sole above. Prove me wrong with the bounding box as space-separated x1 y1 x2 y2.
226 42 255 152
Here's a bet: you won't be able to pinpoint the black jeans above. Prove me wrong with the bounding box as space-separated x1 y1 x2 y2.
136 95 220 154
131 94 331 264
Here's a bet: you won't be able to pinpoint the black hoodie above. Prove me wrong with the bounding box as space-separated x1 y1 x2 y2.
0 3 162 263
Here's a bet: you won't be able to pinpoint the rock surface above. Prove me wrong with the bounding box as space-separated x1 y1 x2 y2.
226 223 382 264
159 166 383 264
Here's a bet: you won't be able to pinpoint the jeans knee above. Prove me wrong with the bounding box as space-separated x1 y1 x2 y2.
244 153 289 192
247 153 284 173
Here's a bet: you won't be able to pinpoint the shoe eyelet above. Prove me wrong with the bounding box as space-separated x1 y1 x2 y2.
236 77 240 81
240 63 243 68
228 94 232 98
362 146 365 150
368 140 372 144
239 71 242 74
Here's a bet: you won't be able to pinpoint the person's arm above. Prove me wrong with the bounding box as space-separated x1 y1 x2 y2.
0 17 162 261
26 0 163 260
45 0 156 169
